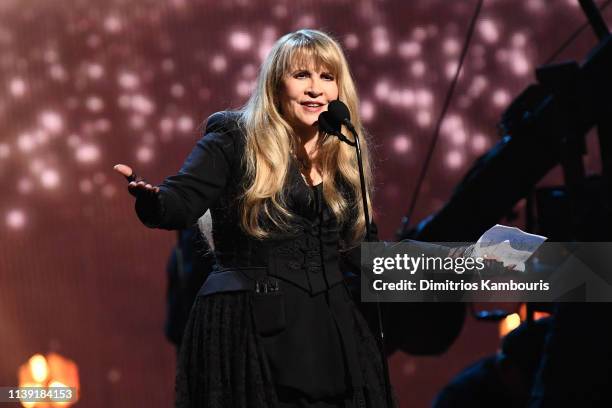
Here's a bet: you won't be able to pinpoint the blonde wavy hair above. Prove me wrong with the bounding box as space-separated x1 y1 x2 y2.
237 29 374 247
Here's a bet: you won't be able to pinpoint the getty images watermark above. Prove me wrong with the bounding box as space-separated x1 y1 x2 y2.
360 241 612 302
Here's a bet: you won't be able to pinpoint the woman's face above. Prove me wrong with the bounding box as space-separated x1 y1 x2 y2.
278 63 339 138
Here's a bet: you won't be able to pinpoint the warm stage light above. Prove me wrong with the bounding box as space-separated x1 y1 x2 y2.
500 304 552 338
28 355 48 383
18 353 80 407
499 312 522 338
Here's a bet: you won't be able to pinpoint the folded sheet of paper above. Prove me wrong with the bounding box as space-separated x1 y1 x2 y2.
471 224 548 272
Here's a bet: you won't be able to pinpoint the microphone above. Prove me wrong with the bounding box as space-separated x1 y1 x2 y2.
317 111 340 135
327 100 356 133
317 102 356 146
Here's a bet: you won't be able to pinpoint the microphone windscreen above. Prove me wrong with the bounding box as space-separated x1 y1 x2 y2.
318 111 340 134
328 100 350 124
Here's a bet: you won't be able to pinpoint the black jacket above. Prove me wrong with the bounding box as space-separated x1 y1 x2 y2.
136 111 376 397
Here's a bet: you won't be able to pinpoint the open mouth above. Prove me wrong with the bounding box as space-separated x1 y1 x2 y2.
300 101 325 111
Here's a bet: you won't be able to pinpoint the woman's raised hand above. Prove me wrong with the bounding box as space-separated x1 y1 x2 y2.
113 164 160 197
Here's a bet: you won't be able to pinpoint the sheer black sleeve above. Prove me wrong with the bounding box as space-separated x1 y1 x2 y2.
135 111 241 230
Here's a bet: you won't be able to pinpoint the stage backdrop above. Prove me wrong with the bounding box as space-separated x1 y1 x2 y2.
0 0 606 406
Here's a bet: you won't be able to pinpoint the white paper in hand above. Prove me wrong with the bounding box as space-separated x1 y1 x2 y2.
471 224 547 271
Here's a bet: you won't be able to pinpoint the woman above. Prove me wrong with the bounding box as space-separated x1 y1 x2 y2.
115 29 391 407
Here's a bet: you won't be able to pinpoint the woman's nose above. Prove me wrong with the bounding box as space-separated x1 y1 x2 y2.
306 88 322 97
306 78 323 97
306 79 323 98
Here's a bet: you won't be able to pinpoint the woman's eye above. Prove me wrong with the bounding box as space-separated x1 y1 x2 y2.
322 74 335 81
294 71 309 78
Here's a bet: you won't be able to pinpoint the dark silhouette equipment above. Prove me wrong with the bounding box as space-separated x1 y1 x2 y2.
392 1 612 406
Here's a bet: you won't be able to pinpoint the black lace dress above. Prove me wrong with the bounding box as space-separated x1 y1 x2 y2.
135 112 391 408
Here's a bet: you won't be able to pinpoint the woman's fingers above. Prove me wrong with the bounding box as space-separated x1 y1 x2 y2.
115 164 158 196
126 179 159 197
113 164 134 178
128 182 156 191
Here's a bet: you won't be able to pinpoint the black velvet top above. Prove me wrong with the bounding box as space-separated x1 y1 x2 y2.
135 111 375 397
